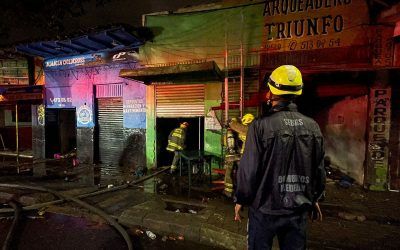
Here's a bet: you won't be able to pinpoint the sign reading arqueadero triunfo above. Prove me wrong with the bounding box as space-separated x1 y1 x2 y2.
262 0 369 52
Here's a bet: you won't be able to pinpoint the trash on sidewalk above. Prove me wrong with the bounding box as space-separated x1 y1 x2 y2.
188 209 197 214
324 156 355 188
26 215 45 219
38 208 46 216
201 197 210 204
129 228 144 236
177 235 184 241
338 175 354 189
146 230 157 240
159 184 168 190
175 209 180 213
107 184 114 189
338 212 366 222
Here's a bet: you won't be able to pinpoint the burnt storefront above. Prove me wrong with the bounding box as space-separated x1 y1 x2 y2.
17 28 147 176
44 53 146 174
123 0 398 190
120 61 223 169
259 0 399 190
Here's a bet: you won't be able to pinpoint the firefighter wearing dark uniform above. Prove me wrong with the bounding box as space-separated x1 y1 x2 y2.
167 122 188 173
234 65 326 250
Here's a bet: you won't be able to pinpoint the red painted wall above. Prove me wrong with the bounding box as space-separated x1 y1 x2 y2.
315 95 368 184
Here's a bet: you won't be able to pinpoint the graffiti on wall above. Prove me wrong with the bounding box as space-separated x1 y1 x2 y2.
37 105 45 126
367 88 391 191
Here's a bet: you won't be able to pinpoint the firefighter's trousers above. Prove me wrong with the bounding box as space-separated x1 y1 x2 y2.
248 207 308 250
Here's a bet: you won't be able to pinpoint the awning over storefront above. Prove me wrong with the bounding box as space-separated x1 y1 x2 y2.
0 85 43 104
16 27 142 59
119 61 223 84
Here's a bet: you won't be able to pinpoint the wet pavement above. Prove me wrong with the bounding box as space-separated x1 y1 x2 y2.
1 158 400 249
0 212 224 250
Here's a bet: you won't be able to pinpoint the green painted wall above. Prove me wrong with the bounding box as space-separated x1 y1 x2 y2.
146 85 156 169
140 3 264 68
205 83 223 169
205 83 223 155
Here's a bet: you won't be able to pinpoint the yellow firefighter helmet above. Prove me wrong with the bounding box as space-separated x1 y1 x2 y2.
267 65 303 96
241 113 255 126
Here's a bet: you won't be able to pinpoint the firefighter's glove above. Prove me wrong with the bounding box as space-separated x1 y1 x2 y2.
309 202 323 222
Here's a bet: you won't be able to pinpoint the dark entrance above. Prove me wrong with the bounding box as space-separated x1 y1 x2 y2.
45 108 77 158
156 117 204 168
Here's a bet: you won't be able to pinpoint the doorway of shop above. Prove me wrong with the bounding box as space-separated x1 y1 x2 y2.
156 117 204 168
45 108 77 158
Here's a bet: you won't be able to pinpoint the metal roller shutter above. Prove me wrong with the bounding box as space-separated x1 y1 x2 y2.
97 98 124 171
156 84 205 117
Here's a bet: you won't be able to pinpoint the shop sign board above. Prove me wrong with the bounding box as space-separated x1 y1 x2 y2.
44 50 138 70
46 87 74 108
123 82 146 129
366 87 391 191
262 0 370 52
205 110 222 130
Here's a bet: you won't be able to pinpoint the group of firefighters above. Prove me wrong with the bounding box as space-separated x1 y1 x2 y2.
166 65 325 250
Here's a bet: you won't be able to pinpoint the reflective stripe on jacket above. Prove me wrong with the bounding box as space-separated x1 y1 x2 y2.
166 128 186 152
235 102 326 215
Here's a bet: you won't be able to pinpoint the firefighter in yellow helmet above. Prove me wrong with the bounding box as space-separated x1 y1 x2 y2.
223 113 255 197
166 122 189 173
234 65 326 250
228 113 255 154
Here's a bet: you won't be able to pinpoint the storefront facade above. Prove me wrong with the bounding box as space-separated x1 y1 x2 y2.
0 58 44 159
43 50 146 174
122 0 399 191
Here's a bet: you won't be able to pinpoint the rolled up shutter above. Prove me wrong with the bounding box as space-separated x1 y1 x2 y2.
155 84 205 117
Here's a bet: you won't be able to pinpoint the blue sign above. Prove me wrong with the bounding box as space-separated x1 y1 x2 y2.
44 50 139 70
123 83 146 129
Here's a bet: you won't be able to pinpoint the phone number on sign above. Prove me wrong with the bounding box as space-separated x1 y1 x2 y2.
288 38 341 50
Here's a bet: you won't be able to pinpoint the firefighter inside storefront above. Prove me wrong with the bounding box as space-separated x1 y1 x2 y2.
223 113 255 197
166 121 189 173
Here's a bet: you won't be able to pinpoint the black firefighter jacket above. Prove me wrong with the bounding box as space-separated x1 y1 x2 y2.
235 102 326 215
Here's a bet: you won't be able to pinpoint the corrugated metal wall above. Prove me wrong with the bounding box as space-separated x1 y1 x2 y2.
96 83 123 98
97 98 124 172
155 84 205 117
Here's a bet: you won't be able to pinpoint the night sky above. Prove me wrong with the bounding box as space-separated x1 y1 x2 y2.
0 0 222 47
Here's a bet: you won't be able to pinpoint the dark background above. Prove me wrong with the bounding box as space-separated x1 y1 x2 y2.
0 0 222 48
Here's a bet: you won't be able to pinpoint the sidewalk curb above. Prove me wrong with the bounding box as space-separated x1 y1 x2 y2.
118 200 247 250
